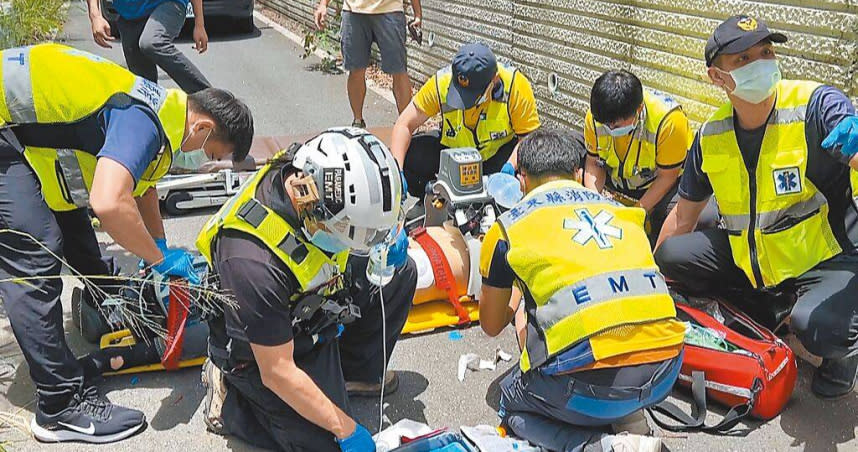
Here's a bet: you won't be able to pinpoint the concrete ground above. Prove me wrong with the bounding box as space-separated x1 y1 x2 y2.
1 3 857 451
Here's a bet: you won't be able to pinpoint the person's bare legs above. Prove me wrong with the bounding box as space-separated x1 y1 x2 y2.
391 72 411 113
348 68 367 125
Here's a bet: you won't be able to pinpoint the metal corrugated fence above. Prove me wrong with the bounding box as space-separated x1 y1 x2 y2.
259 0 858 128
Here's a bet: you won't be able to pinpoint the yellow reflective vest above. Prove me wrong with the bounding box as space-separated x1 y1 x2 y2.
497 180 684 372
436 64 516 161
196 152 350 293
699 80 841 288
0 43 185 211
593 90 689 192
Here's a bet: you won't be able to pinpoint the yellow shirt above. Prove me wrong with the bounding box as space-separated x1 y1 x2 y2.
343 0 403 14
584 109 690 169
413 72 541 136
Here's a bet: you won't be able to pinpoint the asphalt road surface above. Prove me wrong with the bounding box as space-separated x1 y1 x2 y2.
1 3 857 451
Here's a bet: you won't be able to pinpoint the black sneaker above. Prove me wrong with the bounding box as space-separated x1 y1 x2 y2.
351 119 367 129
812 355 858 400
30 387 145 443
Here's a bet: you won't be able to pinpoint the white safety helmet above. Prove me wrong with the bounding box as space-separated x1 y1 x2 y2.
291 127 403 254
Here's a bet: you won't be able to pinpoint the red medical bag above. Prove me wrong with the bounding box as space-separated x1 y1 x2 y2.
650 296 797 432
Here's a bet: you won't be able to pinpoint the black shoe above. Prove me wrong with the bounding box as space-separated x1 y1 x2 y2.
30 387 145 443
352 119 367 129
812 355 858 400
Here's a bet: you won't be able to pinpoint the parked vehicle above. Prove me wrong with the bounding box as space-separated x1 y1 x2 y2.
100 0 255 35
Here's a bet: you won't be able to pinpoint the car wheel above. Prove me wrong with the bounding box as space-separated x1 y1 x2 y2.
164 191 192 216
236 16 254 33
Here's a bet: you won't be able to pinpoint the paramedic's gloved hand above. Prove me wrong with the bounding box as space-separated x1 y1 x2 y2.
337 423 375 452
386 229 409 269
140 238 170 269
154 237 169 253
822 116 858 157
153 248 201 285
500 162 516 176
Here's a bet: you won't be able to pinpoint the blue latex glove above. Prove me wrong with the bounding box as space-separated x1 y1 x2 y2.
500 161 516 176
822 116 858 157
317 324 345 344
386 229 409 269
400 171 409 197
337 424 375 452
152 248 201 285
139 238 170 269
154 238 169 253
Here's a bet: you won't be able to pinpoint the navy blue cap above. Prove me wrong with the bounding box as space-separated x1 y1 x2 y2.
448 43 498 109
705 15 787 67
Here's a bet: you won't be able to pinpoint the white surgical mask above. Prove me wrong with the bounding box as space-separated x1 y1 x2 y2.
174 127 212 170
474 81 495 107
719 59 781 104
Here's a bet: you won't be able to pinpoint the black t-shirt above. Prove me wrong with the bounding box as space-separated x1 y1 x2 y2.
679 85 858 251
209 164 311 360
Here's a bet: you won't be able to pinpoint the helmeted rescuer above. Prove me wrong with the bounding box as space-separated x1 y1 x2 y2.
480 129 684 452
390 42 540 202
583 70 718 245
655 15 858 400
0 43 253 443
196 128 416 452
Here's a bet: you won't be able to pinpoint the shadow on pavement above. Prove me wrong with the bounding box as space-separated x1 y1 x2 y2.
98 366 205 431
778 361 858 452
352 370 430 432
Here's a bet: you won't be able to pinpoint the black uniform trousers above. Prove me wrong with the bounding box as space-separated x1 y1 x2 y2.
655 228 858 359
213 256 416 451
0 132 113 414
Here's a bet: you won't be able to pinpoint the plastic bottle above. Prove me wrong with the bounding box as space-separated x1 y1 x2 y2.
366 243 394 287
486 173 523 209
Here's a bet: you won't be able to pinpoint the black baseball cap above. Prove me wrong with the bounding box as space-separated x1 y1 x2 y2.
704 15 787 67
448 43 498 109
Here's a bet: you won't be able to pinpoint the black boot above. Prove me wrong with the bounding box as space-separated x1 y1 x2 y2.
812 355 858 400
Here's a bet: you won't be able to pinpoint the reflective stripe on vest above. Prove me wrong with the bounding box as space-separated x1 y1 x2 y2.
436 64 516 161
0 44 186 211
2 47 35 123
699 80 841 288
720 191 827 232
196 153 349 292
594 90 686 192
533 268 669 329
497 180 680 372
56 149 89 208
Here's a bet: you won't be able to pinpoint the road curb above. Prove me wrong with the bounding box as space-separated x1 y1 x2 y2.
252 10 397 108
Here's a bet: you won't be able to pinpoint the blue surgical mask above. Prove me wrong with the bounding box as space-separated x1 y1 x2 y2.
305 228 349 254
173 128 212 170
721 59 781 104
606 123 636 137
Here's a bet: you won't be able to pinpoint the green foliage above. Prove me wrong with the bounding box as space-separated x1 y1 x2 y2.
302 1 342 74
0 0 67 48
